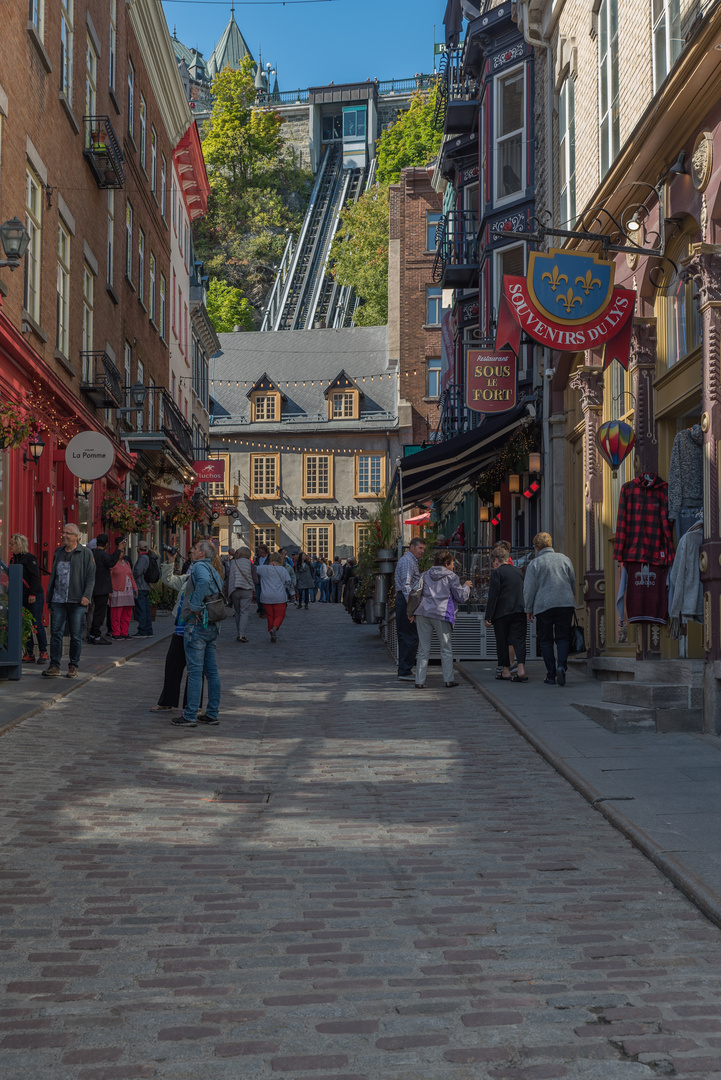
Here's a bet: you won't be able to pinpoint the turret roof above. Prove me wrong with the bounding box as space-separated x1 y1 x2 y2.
207 11 254 80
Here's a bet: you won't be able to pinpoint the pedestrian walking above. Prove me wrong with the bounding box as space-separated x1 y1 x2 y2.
524 531 577 687
109 552 137 639
331 556 344 602
410 550 471 688
278 548 297 603
42 524 96 679
171 539 224 728
295 553 315 609
394 537 426 681
87 534 123 645
227 545 254 642
253 552 292 642
319 558 331 602
9 533 48 664
149 552 203 715
485 544 528 682
133 541 153 637
254 544 269 616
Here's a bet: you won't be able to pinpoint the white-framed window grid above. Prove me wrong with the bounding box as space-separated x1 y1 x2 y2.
82 262 94 381
304 525 332 561
251 525 278 553
426 286 442 326
254 394 276 421
149 252 156 323
136 359 144 430
24 168 42 323
304 454 330 497
127 58 134 137
159 273 166 339
124 341 132 410
30 0 44 39
56 222 70 358
332 391 355 418
252 455 278 497
357 454 383 495
426 211 442 252
160 156 167 219
138 227 145 302
150 128 157 196
139 95 147 171
494 64 525 204
598 0 620 179
107 189 114 287
85 34 97 148
125 200 133 280
559 76 576 227
60 0 74 103
109 0 116 91
427 358 442 399
652 0 682 91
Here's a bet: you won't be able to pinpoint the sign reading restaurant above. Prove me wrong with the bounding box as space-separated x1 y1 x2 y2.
466 350 517 414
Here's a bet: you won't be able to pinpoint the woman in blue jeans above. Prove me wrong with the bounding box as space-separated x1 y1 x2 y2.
10 533 48 662
172 540 224 728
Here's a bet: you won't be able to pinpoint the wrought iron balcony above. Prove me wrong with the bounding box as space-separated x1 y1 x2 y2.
434 48 479 135
159 390 194 463
432 211 480 288
82 116 125 189
122 387 194 467
80 351 124 407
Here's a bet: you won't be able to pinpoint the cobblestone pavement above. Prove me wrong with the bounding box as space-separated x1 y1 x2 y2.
2 606 721 1080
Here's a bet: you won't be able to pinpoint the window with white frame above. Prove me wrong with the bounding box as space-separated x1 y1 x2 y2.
251 525 278 553
109 0 116 91
139 95 147 171
107 189 114 287
559 76 576 226
426 286 442 326
138 227 145 302
495 66 525 202
82 263 94 381
148 376 155 431
652 0 682 90
598 0 620 178
127 58 134 137
85 35 97 147
160 155 167 219
30 0 44 40
56 222 70 358
356 453 384 496
251 455 278 497
464 182 479 232
332 391 355 418
149 252 156 323
125 200 133 280
426 211 442 251
150 128 157 196
159 273 166 339
303 525 332 560
124 340 132 410
493 242 525 315
427 357 442 399
304 454 331 497
60 0 73 103
136 359 144 430
24 168 42 322
253 394 277 421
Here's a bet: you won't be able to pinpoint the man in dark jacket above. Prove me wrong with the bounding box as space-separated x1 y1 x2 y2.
43 524 96 679
87 535 124 645
485 545 528 682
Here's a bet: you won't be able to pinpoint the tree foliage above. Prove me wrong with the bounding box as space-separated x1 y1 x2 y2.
376 86 442 185
205 278 254 333
194 58 312 320
329 184 390 327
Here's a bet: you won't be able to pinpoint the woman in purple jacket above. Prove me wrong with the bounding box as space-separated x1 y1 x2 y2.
410 551 471 689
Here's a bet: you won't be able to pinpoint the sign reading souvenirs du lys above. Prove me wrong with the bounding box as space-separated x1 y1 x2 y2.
467 250 636 414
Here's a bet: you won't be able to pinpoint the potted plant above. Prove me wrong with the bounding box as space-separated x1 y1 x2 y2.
0 401 33 451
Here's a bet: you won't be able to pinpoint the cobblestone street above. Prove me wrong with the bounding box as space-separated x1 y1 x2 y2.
2 605 721 1080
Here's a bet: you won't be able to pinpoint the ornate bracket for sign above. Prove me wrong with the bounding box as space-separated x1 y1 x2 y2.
498 182 683 289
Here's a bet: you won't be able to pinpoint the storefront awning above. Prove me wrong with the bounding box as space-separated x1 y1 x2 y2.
395 404 530 507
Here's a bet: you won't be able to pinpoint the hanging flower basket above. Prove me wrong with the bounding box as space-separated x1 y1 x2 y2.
101 492 152 534
0 401 33 451
171 497 208 528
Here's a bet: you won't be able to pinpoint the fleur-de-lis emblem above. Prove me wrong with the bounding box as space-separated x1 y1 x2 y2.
541 265 568 292
575 269 601 295
557 288 582 314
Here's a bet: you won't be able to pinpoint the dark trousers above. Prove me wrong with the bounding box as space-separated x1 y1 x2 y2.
89 594 109 639
493 611 527 667
395 592 418 676
331 580 342 603
157 632 204 710
535 606 574 679
134 591 153 635
27 593 47 652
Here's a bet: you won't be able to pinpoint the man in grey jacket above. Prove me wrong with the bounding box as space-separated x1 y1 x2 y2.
524 532 576 686
133 540 153 637
43 524 96 679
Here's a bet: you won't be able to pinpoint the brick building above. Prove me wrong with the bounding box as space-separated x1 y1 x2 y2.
0 0 209 578
389 167 443 449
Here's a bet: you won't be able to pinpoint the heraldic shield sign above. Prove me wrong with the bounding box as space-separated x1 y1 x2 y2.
495 248 636 369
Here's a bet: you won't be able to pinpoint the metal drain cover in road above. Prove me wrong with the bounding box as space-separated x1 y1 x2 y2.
211 792 271 804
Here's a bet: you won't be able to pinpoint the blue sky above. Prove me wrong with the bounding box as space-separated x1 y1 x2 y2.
161 0 447 90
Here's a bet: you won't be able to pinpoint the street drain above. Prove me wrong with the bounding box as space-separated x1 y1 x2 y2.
209 792 271 804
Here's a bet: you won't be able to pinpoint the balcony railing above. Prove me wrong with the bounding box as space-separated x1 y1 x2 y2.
80 351 124 407
123 387 194 466
160 390 194 463
434 49 478 134
433 210 480 288
255 73 436 108
82 116 125 189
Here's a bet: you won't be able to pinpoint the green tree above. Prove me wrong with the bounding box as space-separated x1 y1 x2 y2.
329 184 390 327
194 58 312 317
376 86 442 185
205 278 254 333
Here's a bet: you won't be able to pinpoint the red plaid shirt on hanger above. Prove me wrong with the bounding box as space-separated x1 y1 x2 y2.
613 474 675 565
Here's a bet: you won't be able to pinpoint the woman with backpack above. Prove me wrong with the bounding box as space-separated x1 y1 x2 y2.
409 551 471 689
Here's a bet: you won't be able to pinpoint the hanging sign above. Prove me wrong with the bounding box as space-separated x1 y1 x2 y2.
65 431 115 480
151 485 184 511
495 250 635 369
193 459 225 483
466 350 517 413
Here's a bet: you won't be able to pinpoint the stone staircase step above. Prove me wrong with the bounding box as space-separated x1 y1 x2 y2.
602 683 693 708
572 701 656 734
654 707 704 734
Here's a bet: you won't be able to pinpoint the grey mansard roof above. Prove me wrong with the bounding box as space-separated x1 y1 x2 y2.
209 326 397 433
207 13 254 80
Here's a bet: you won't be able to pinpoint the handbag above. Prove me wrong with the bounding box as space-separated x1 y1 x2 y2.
406 574 425 617
569 612 586 654
202 567 228 624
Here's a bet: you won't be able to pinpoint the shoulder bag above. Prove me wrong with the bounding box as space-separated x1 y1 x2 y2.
406 574 425 617
569 611 586 654
203 567 228 624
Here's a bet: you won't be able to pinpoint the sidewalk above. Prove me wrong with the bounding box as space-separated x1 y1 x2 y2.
457 656 721 929
0 612 175 736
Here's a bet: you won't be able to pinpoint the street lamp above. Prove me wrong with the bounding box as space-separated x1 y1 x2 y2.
23 434 45 465
78 479 93 497
528 451 541 474
0 217 31 270
116 381 147 418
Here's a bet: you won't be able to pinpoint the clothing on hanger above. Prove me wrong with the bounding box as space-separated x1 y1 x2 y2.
668 424 703 523
613 473 675 566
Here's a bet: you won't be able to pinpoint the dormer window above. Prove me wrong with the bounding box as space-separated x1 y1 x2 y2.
325 370 361 420
248 374 284 422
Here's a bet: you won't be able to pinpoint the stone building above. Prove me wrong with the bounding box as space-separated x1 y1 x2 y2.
207 327 404 557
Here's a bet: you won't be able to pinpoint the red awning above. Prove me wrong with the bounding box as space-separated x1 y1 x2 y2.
404 511 431 525
173 121 210 222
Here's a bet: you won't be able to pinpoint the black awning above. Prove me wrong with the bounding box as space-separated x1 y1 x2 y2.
397 405 529 507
